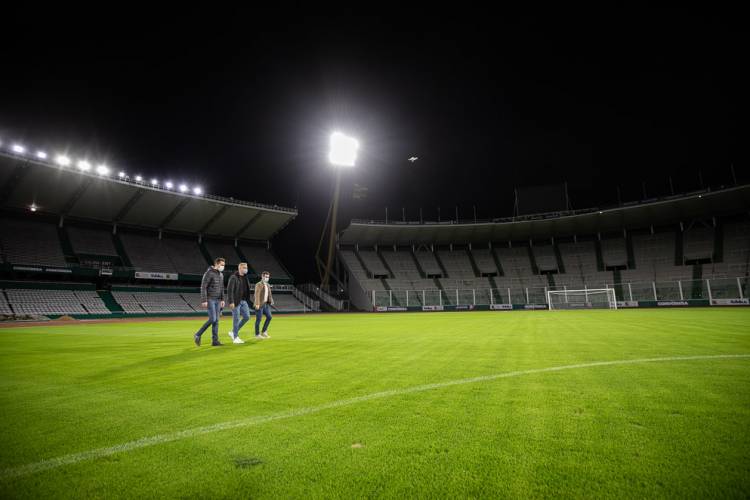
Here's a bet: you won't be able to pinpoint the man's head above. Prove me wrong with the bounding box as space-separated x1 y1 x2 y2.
262 271 270 283
214 257 225 271
238 263 248 276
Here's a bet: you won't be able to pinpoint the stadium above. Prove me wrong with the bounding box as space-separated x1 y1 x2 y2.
1 11 747 500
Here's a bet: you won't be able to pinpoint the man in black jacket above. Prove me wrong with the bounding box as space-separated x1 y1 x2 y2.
227 262 253 344
194 257 225 346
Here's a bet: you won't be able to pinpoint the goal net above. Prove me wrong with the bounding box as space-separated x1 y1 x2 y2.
547 288 617 310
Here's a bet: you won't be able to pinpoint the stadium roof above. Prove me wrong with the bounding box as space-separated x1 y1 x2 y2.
0 152 297 240
339 184 750 246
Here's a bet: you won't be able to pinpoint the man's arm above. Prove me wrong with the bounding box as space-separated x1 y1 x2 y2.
200 270 210 304
226 275 236 307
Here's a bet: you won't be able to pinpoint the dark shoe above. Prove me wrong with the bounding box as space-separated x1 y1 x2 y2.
211 341 223 346
194 334 201 346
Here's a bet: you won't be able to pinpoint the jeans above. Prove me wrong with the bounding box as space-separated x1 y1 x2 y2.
255 303 272 336
231 300 251 337
195 299 221 342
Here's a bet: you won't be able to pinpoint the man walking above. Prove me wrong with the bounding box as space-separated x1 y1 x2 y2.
254 271 273 339
194 257 225 346
227 262 252 344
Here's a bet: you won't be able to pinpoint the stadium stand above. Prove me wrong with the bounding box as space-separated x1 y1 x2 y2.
600 236 628 267
239 245 291 279
204 240 242 265
438 249 476 279
3 288 109 315
532 244 558 272
358 249 390 277
557 241 613 289
0 291 14 315
682 224 714 262
119 232 177 273
161 237 208 275
414 248 442 276
471 248 500 275
111 290 193 314
0 217 67 267
67 226 119 256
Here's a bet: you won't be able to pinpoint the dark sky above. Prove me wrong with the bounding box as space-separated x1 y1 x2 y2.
0 10 743 282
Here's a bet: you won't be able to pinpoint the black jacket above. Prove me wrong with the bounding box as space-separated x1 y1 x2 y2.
227 271 251 305
200 267 224 302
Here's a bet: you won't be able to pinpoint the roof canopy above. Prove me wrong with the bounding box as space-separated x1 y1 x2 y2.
339 185 750 246
0 152 297 240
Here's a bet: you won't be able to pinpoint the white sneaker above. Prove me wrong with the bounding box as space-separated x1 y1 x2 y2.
228 330 235 340
233 337 245 344
261 332 270 339
254 334 263 340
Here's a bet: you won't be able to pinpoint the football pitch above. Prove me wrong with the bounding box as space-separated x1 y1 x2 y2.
1 309 749 498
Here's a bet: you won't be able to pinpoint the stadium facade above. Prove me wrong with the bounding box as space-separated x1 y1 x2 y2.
0 150 323 318
335 184 750 312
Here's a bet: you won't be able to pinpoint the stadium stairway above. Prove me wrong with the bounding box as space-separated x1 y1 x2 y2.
491 248 505 276
466 249 482 277
691 264 703 299
546 273 556 289
98 290 124 312
613 269 624 301
433 277 444 291
113 233 133 268
433 251 449 277
377 249 395 278
553 244 566 273
410 249 427 278
527 246 540 274
352 248 370 277
198 240 214 266
625 232 636 268
58 226 79 266
488 275 500 290
714 222 724 263
594 239 606 271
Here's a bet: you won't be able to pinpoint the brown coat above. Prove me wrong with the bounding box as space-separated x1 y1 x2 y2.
254 281 274 309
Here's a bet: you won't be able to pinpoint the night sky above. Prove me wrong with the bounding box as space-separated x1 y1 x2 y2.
0 11 743 282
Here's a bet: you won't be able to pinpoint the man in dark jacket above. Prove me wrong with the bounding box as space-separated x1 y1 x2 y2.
227 262 252 344
194 257 225 346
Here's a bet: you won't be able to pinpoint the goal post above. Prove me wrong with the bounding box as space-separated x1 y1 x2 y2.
547 288 617 310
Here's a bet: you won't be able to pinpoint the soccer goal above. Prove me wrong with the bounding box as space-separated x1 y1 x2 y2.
547 288 617 310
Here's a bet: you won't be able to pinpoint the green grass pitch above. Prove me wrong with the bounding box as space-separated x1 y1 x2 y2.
1 309 749 498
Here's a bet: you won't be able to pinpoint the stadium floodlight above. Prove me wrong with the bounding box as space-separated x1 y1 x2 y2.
29 204 37 212
178 183 188 193
117 171 126 178
328 132 358 167
36 151 48 160
96 164 110 175
77 160 91 171
135 175 143 182
56 155 71 166
165 181 174 189
11 144 26 154
150 178 158 186
193 186 203 195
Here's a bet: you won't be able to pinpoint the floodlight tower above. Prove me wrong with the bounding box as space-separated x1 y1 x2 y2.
317 132 358 289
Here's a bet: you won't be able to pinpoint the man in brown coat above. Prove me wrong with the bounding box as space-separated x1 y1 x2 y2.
253 271 273 339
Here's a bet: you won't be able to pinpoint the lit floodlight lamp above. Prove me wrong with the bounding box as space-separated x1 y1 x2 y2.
328 132 358 167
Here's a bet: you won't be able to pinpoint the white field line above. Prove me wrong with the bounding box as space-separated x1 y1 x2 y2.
2 354 748 480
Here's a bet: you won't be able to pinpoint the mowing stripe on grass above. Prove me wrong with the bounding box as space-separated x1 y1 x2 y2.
2 353 748 480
